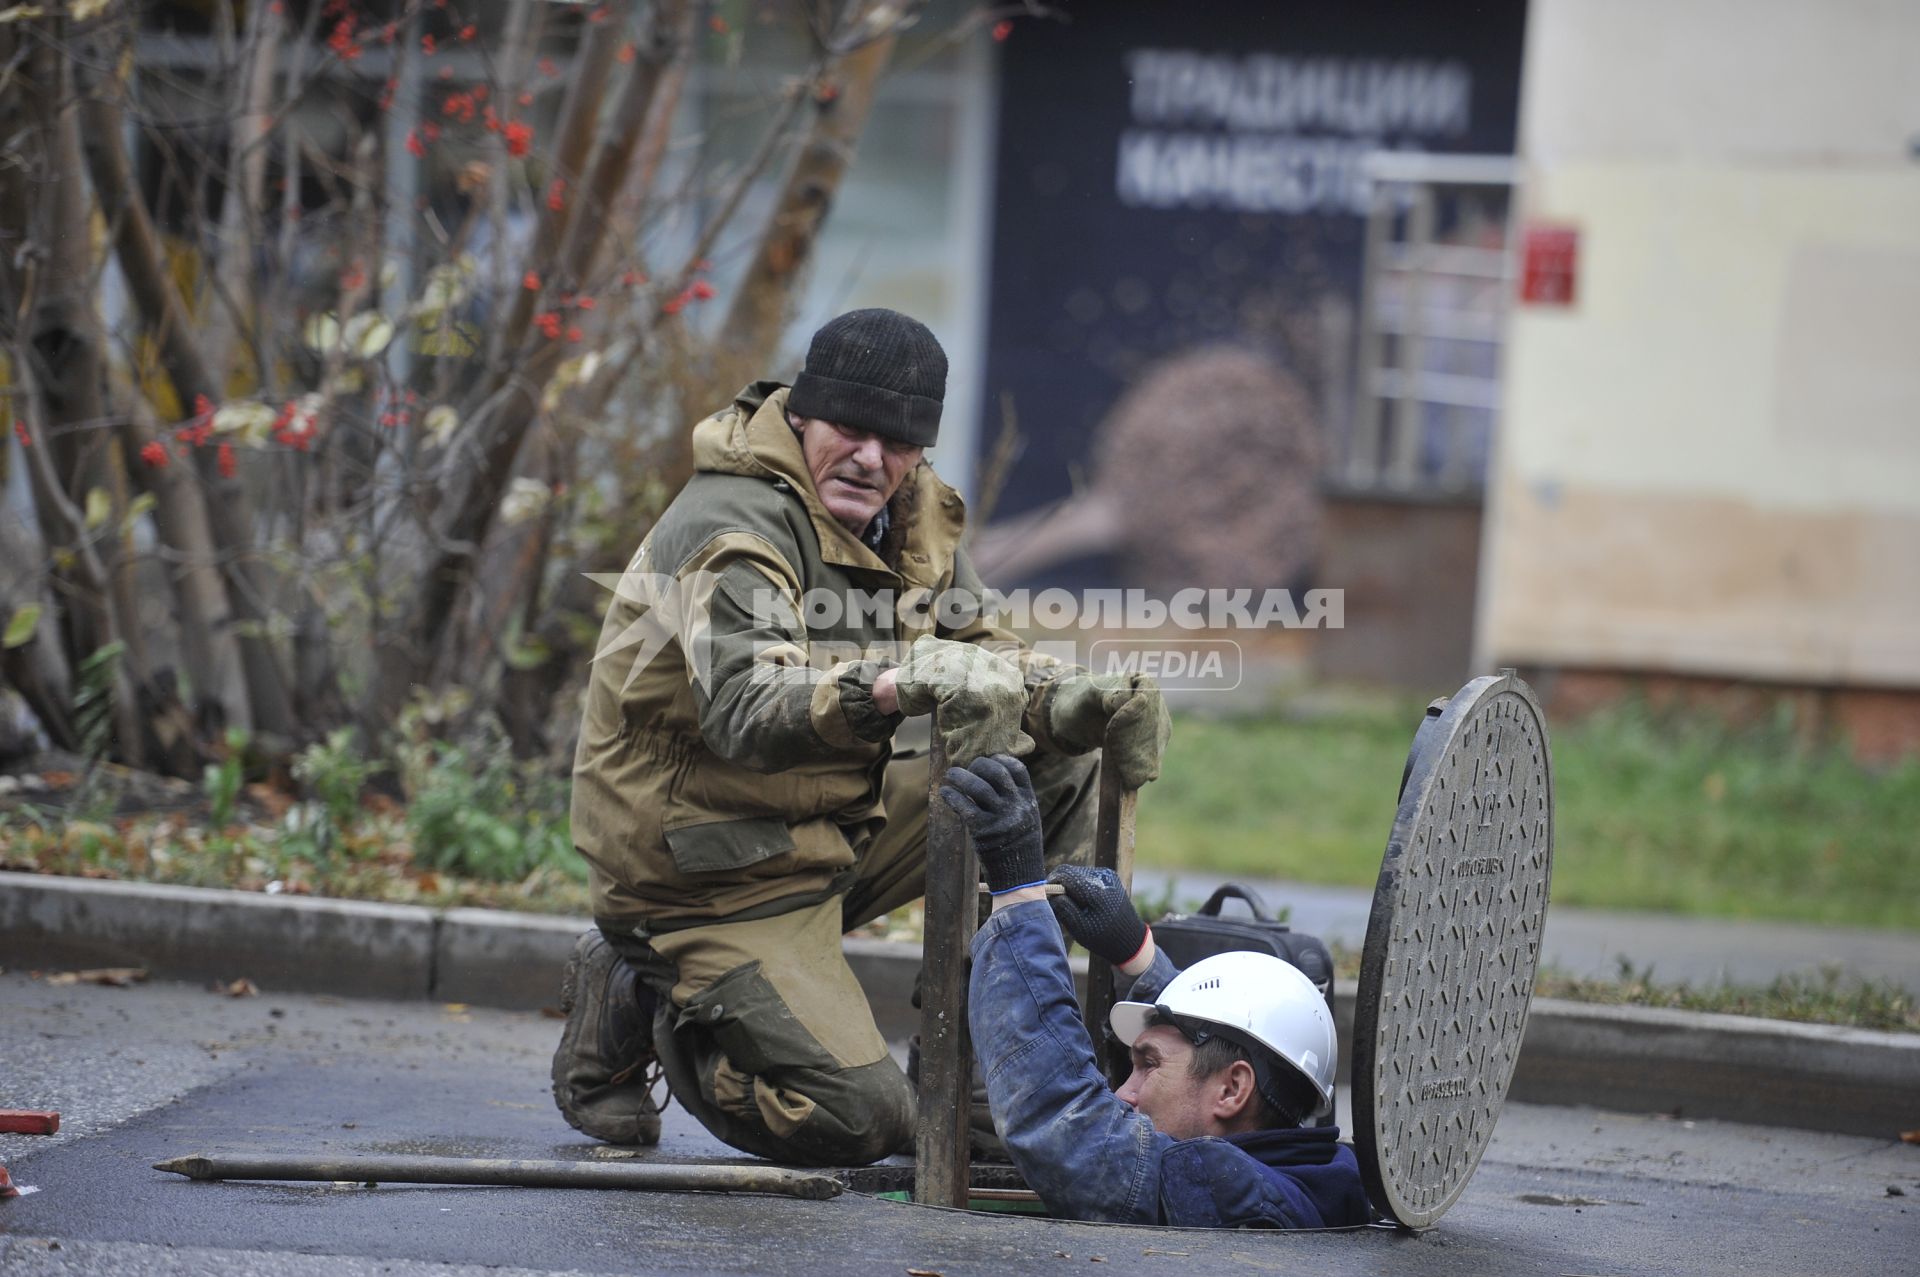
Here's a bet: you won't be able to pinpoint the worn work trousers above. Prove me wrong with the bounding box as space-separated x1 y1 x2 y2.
604 739 1101 1167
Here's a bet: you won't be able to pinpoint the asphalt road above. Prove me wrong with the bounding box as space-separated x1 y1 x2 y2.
1 972 1914 1276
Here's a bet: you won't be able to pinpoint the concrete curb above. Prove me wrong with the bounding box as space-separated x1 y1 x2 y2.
1506 998 1920 1137
3 873 1914 1139
0 875 436 1001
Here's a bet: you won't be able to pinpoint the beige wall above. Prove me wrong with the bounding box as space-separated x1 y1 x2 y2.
1478 0 1920 687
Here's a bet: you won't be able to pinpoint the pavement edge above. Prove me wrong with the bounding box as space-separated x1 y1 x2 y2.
2 873 1913 1139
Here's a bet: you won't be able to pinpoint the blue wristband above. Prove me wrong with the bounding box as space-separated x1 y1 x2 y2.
990 879 1049 897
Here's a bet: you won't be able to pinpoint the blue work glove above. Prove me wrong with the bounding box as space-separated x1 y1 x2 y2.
938 754 1045 895
1048 865 1150 968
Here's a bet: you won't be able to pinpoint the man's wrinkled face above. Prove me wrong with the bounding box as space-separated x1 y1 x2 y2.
793 415 923 535
1114 1024 1221 1142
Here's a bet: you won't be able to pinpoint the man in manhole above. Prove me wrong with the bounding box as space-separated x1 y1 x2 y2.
942 754 1370 1227
553 309 1170 1165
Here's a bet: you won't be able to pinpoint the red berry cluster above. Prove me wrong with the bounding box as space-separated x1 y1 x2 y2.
175 395 217 449
272 401 318 453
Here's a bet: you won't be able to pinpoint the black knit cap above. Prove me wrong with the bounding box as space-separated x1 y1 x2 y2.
787 308 946 448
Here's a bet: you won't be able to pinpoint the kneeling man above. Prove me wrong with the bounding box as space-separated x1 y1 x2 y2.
942 756 1372 1228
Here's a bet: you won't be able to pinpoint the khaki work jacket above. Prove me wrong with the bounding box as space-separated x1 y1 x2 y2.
572 383 1064 931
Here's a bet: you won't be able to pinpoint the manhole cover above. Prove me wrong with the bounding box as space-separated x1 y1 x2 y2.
1351 670 1554 1229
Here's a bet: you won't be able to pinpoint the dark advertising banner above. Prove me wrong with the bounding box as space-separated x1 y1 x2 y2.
979 0 1526 589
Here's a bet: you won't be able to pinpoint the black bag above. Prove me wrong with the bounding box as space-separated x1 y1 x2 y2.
1150 884 1335 1003
1148 883 1339 1122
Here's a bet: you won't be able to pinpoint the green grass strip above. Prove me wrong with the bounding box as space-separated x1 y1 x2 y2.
1138 698 1920 932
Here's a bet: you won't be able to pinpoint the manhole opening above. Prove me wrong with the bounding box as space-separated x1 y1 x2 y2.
842 1164 1051 1216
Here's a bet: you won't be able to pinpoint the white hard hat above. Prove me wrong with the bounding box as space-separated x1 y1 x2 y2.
1110 950 1337 1107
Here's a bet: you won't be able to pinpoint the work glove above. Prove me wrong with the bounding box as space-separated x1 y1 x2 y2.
1047 865 1151 969
938 754 1045 895
894 635 1034 766
1043 671 1172 789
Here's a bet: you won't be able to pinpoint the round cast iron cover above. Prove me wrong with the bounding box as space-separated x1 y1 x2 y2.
1350 670 1554 1229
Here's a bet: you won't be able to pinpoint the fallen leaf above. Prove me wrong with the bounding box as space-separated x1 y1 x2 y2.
906 1269 943 1277
46 967 148 987
214 978 259 998
1901 1129 1920 1144
539 1006 567 1019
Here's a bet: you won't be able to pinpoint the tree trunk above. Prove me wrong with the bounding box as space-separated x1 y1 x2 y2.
78 61 295 741
6 12 167 770
601 45 689 275
476 0 636 386
14 358 148 769
564 40 802 496
109 369 249 732
19 24 116 670
0 609 78 753
0 27 70 752
365 0 694 718
710 3 901 394
0 25 20 305
200 0 285 388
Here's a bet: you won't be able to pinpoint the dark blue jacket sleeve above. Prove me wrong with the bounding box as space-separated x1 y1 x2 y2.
967 901 1172 1224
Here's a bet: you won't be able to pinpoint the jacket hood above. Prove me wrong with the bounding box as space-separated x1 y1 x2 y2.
689 381 965 584
689 381 801 483
1228 1126 1374 1226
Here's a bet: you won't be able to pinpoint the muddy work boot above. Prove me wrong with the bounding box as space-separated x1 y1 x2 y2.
551 930 663 1145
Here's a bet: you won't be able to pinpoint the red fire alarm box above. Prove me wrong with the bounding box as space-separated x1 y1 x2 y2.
1519 224 1579 306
